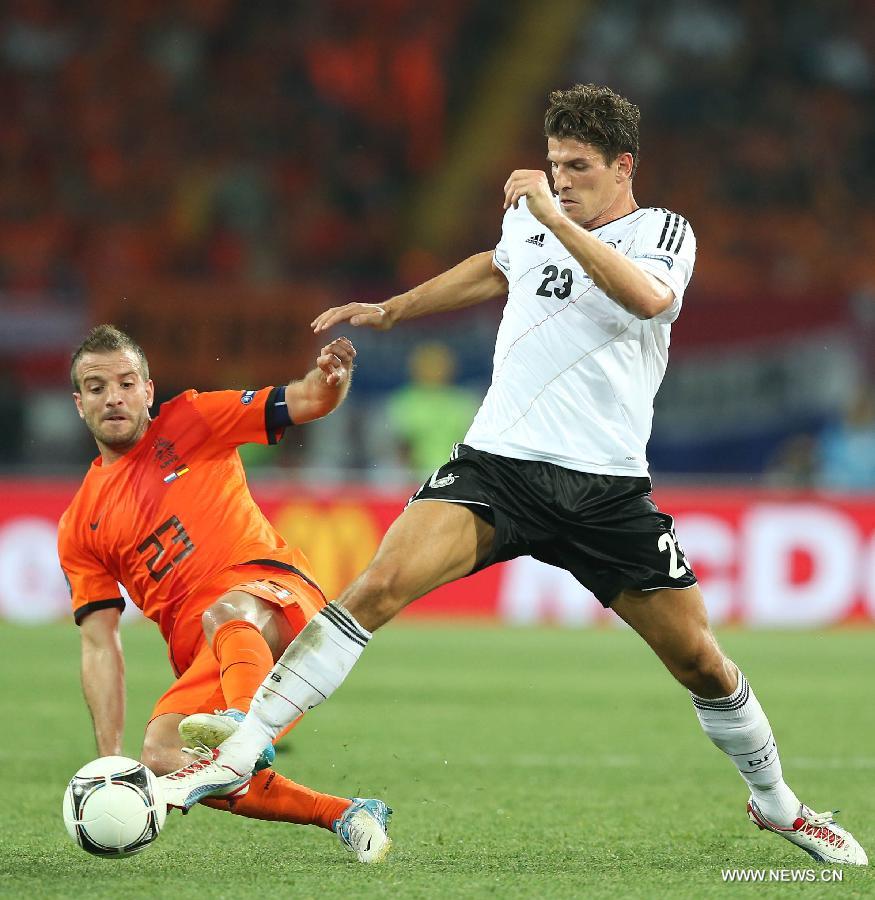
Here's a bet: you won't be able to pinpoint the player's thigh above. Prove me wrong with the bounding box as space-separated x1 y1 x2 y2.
340 499 495 627
610 584 736 695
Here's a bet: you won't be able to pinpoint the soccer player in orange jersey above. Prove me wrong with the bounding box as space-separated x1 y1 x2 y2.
58 324 391 862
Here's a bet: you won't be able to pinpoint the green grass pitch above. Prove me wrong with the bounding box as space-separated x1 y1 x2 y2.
0 621 872 899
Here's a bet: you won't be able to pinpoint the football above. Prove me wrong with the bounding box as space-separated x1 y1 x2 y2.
62 756 166 858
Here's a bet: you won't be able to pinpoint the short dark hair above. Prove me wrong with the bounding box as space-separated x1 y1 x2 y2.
70 324 150 391
544 84 640 177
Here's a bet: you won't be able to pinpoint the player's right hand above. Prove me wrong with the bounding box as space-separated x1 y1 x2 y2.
311 302 394 334
317 336 356 387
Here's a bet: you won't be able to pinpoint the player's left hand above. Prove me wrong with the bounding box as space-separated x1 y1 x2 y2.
503 170 560 227
317 336 356 387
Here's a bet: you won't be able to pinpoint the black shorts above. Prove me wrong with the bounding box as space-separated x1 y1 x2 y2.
408 443 697 607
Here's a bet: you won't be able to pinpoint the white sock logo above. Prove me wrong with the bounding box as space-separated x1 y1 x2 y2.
746 737 777 771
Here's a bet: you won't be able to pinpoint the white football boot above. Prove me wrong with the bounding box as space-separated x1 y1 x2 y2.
159 747 252 812
333 798 393 863
178 709 275 772
748 798 869 865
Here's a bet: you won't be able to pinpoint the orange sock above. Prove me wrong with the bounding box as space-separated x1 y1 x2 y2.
201 769 349 831
211 620 274 713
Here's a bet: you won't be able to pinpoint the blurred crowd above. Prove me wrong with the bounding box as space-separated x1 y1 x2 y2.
0 0 498 291
2 0 875 486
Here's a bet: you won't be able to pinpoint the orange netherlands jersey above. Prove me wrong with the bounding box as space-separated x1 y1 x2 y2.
58 387 309 645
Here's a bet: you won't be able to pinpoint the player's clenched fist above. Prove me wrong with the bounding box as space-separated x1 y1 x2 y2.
503 169 560 228
316 336 356 387
311 302 396 334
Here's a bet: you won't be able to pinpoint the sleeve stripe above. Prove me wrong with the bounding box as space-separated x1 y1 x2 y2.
672 219 688 254
656 212 672 249
74 597 125 625
664 214 681 252
656 212 690 253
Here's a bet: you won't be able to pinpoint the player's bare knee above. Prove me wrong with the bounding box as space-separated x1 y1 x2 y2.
140 743 175 776
201 604 222 644
201 597 240 644
358 563 397 598
674 645 735 697
343 564 408 629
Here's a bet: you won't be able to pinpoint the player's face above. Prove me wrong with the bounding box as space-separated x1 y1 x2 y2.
547 137 634 227
73 350 154 455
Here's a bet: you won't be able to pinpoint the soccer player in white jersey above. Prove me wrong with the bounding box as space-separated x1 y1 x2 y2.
164 84 867 865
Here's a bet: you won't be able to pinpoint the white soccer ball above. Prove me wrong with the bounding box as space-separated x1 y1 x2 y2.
62 756 166 857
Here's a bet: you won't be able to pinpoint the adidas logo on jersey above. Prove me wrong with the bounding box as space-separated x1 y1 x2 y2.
525 233 546 247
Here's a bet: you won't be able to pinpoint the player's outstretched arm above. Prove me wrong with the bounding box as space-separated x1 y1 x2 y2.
285 336 355 423
311 251 507 334
79 607 126 757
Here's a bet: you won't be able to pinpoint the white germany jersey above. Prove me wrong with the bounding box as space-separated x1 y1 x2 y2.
464 200 696 476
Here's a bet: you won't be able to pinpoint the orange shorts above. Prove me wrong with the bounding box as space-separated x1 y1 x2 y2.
150 563 325 723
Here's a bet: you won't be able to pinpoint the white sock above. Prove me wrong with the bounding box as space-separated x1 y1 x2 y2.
692 671 801 826
219 603 371 771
